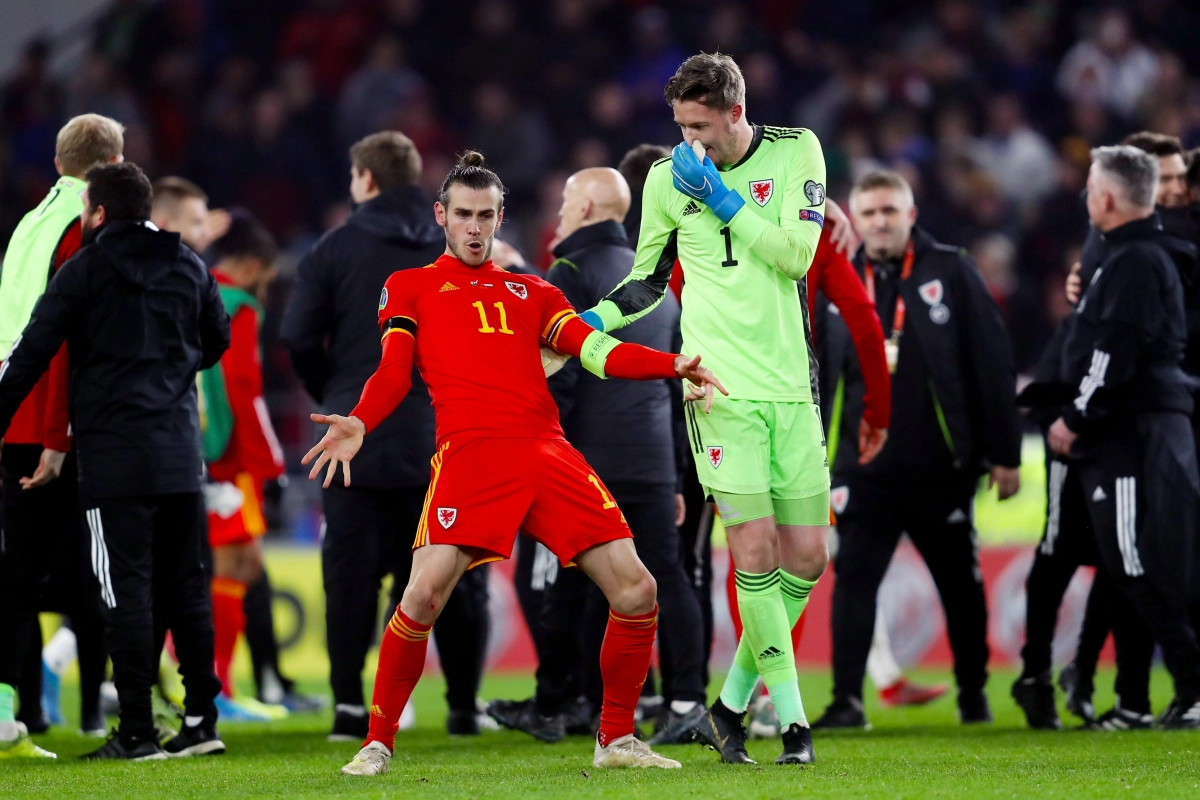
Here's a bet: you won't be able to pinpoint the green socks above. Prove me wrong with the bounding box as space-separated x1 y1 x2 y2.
719 570 818 726
0 683 14 724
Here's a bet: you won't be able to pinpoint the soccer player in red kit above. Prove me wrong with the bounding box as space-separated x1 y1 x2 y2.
303 152 726 776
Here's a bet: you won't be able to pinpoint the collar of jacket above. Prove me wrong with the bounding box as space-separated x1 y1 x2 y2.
552 219 630 259
1100 212 1162 244
350 185 443 245
852 224 938 273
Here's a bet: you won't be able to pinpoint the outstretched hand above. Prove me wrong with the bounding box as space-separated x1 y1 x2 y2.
675 354 729 414
302 413 366 488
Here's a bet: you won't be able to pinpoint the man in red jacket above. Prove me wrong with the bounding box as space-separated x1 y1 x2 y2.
198 215 285 714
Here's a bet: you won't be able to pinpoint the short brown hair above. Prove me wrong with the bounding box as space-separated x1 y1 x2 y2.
57 114 124 178
1121 131 1184 158
618 144 670 196
85 161 152 222
152 176 207 213
664 53 745 111
349 131 422 191
852 169 914 203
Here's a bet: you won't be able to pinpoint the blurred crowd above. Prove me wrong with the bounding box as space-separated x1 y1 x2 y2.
3 0 1200 481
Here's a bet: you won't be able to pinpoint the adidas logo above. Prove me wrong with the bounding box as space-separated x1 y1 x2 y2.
370 704 383 717
758 646 785 659
439 281 459 292
1092 486 1107 502
683 200 702 216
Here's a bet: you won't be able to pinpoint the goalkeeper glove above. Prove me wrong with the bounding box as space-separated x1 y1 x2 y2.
670 142 745 224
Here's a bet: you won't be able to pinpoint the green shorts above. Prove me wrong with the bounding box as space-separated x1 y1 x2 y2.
683 397 830 526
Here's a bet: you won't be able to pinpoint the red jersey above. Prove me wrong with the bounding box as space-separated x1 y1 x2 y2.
206 273 285 484
372 254 576 444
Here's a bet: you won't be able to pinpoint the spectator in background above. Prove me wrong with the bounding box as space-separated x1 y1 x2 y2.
971 94 1057 209
336 34 425 151
1057 8 1159 120
468 83 553 204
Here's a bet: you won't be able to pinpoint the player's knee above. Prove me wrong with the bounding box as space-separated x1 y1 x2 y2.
401 581 442 621
622 570 658 616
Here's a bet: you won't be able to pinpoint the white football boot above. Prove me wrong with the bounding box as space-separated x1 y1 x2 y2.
593 733 681 769
340 740 392 776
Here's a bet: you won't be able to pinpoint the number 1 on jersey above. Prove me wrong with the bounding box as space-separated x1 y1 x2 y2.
474 301 514 335
720 227 738 267
587 475 618 509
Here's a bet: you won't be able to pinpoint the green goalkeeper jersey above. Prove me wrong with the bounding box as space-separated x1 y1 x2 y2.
591 125 827 403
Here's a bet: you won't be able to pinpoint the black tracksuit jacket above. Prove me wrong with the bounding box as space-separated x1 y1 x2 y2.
280 186 444 488
824 226 1022 481
0 220 230 499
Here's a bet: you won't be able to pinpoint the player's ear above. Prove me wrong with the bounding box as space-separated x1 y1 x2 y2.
729 103 744 125
434 201 447 228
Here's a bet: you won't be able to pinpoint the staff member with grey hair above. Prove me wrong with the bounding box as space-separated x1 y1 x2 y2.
1048 145 1200 729
814 170 1023 730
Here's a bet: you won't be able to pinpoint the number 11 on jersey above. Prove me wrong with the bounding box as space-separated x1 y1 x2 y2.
474 301 514 334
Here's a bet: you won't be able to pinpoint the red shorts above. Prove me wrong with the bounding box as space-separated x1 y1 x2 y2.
413 437 632 567
206 473 267 548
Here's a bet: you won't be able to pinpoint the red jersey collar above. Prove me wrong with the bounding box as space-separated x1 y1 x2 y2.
212 270 237 287
434 253 498 272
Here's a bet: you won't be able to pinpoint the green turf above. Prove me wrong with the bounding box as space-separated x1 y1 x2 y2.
3 668 1198 798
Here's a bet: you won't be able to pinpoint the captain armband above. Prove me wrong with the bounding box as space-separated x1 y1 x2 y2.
382 316 416 339
579 330 621 379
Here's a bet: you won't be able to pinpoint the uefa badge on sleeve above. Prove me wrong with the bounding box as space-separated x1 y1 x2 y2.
378 287 388 311
918 279 950 325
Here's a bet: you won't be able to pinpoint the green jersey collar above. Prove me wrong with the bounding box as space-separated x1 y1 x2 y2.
721 124 765 172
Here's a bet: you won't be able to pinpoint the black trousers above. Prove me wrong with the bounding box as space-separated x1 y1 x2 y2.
0 445 107 723
1074 412 1200 699
243 567 293 699
516 482 708 713
321 484 489 713
84 491 220 741
667 467 713 695
830 473 989 701
1020 451 1096 678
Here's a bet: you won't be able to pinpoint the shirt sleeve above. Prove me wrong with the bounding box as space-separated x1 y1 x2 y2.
814 231 891 430
590 162 677 332
377 271 419 339
727 131 826 281
537 280 579 349
41 219 83 451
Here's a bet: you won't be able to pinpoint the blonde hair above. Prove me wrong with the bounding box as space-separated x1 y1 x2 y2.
56 114 124 178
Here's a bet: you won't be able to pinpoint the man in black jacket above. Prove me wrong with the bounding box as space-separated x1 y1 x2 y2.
1023 131 1200 730
0 162 230 759
814 170 1023 729
1047 145 1200 729
280 131 490 739
487 167 706 744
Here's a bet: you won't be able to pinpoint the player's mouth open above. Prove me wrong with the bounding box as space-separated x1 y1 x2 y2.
466 241 484 254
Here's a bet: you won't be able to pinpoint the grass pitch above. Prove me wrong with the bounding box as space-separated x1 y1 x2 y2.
4 668 1199 799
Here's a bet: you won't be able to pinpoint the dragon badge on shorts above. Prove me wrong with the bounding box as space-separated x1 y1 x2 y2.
437 508 457 529
706 445 723 469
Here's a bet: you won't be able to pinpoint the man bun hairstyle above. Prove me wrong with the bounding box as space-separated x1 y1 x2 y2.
1091 145 1159 210
349 130 423 191
664 52 745 112
1121 130 1184 158
85 161 152 222
211 210 277 266
57 114 125 178
437 150 506 209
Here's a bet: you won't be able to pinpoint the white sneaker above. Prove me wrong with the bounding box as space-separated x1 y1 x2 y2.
340 740 392 776
475 698 500 731
399 699 416 732
593 734 681 769
748 694 781 740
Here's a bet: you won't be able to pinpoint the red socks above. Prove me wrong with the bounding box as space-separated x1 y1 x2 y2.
365 607 432 752
597 606 658 747
210 577 247 696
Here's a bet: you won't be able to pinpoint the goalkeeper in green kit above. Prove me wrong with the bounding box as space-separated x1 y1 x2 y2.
579 53 828 766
